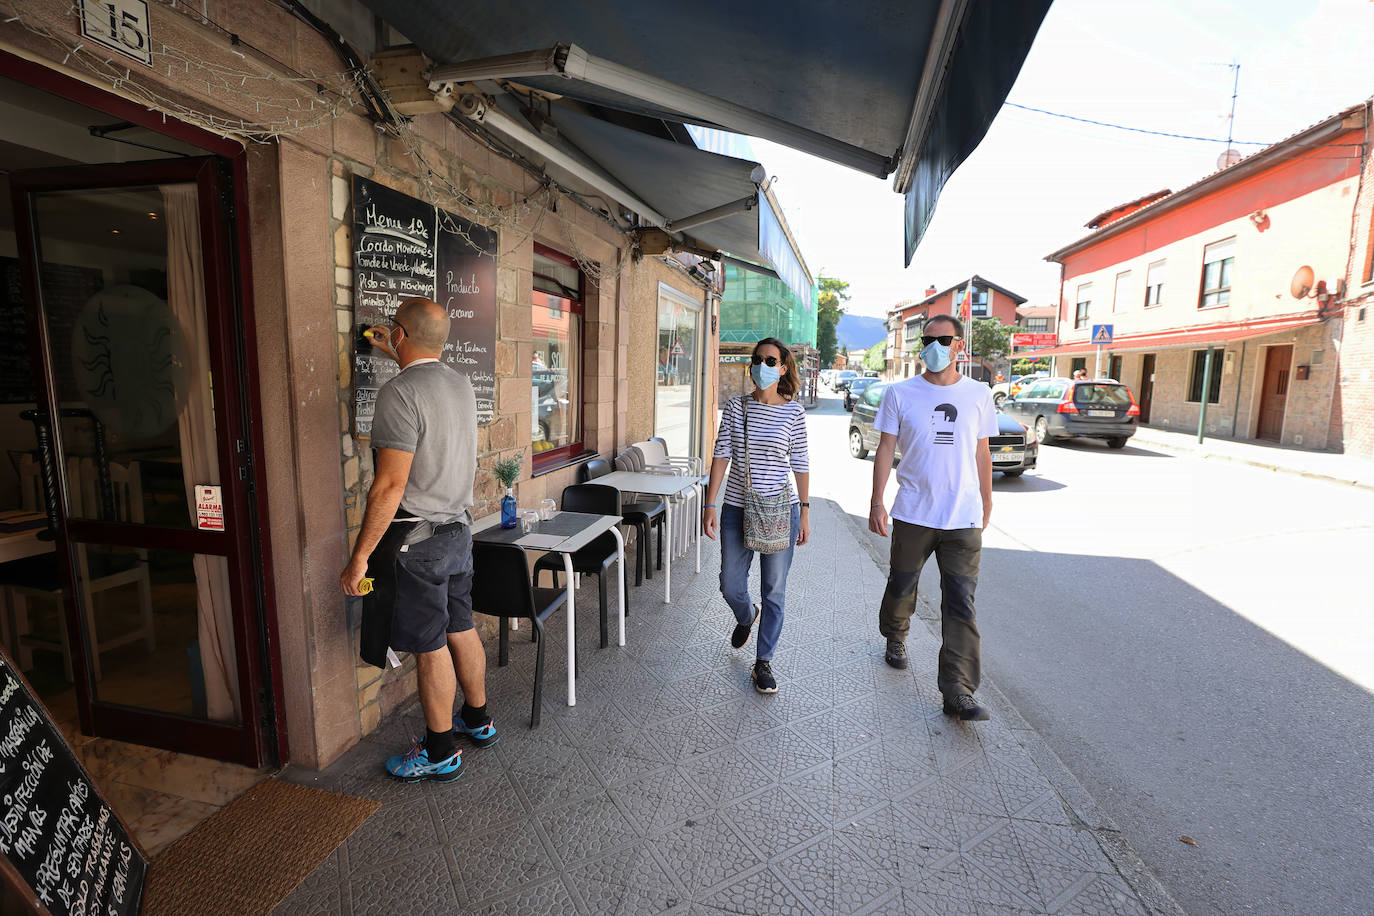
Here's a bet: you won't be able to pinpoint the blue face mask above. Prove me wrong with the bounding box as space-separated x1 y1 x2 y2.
921 340 952 372
750 361 781 389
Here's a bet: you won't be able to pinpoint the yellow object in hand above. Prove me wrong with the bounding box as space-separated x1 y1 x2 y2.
358 577 374 595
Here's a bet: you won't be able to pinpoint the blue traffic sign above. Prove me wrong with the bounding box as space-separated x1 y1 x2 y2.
1091 324 1114 345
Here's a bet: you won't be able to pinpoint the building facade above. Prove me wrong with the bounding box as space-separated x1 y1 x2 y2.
1041 103 1371 451
884 276 1027 380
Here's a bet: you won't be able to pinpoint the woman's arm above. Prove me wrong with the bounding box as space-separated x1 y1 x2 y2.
702 456 730 540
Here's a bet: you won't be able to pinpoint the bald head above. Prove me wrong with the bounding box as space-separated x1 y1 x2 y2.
396 297 450 353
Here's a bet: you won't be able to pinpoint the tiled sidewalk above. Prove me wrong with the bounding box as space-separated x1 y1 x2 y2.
277 498 1168 915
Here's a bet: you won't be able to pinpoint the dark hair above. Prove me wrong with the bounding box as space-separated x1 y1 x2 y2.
752 337 800 400
923 313 964 338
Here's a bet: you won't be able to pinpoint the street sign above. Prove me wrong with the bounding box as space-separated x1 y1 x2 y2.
1091 324 1114 345
669 341 685 356
955 351 972 364
1011 333 1057 348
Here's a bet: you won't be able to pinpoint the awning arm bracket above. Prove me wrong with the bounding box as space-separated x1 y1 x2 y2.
667 194 756 233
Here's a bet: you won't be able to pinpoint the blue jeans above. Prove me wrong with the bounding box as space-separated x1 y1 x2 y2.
718 503 800 661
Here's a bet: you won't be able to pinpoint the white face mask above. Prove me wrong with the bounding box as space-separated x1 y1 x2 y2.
921 339 952 372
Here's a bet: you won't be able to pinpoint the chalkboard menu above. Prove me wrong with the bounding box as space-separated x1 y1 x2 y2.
0 257 105 404
0 649 146 915
351 176 497 436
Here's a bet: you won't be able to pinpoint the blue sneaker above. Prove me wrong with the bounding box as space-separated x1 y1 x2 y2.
385 738 462 783
452 713 499 749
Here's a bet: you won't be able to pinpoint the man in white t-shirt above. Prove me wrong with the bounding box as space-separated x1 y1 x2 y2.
869 314 998 721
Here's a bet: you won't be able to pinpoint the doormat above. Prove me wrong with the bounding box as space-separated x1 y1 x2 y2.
141 779 380 916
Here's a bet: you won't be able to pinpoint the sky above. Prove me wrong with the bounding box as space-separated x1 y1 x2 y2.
750 0 1374 319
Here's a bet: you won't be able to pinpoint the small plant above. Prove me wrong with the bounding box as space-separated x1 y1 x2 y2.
492 452 523 489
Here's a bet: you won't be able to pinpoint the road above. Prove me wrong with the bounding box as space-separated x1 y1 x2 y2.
803 384 1374 915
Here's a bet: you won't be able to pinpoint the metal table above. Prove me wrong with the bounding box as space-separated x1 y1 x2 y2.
472 511 625 707
593 471 701 603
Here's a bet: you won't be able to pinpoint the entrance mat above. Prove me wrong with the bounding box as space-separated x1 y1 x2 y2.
141 779 380 916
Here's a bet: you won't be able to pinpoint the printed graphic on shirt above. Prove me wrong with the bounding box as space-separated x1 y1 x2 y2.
932 403 957 445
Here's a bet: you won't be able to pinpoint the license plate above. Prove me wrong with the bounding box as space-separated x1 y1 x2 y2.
993 451 1024 463
1087 409 1116 417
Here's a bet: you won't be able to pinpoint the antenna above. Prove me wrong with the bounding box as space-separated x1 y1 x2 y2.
1218 61 1241 169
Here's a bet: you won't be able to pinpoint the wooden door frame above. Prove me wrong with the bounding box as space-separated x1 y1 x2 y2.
0 50 287 766
1255 344 1295 442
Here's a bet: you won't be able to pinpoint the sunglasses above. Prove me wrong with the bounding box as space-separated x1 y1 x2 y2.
750 354 783 367
921 335 956 347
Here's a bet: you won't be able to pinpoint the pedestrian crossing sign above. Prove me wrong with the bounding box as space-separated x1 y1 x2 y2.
1091 324 1113 344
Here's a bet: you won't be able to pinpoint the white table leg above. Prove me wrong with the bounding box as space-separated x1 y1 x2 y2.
663 499 673 604
694 484 702 574
563 552 576 706
610 527 626 647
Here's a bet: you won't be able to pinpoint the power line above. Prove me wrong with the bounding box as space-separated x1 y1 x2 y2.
1004 102 1272 146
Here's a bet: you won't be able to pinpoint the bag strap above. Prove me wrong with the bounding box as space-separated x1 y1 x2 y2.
740 395 753 489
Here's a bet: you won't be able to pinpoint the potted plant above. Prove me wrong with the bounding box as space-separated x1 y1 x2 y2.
493 451 523 529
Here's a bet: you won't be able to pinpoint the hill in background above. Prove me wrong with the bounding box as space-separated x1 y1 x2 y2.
835 313 887 350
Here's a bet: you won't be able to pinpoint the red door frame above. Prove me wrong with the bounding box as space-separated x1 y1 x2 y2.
0 49 288 766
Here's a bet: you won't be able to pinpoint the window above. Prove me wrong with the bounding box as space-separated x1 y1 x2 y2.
1074 284 1091 329
1025 318 1049 333
1145 259 1165 307
864 383 886 408
971 287 989 317
1199 238 1235 308
1113 270 1131 313
1070 357 1087 377
1108 354 1123 381
656 285 702 455
531 245 583 468
1187 349 1224 403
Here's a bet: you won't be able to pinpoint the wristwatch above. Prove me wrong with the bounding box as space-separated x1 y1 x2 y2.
800 501 810 508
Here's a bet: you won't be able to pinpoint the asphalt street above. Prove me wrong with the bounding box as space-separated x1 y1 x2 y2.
804 383 1374 916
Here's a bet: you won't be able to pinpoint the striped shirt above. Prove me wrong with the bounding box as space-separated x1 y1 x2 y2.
713 395 809 507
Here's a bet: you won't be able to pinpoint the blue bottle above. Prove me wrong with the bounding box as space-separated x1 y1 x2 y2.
500 487 518 529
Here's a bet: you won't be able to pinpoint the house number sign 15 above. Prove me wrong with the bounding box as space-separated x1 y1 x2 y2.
80 0 153 66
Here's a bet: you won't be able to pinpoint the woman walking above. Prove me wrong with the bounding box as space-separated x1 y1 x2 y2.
702 337 811 694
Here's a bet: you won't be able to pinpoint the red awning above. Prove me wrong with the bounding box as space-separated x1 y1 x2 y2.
1032 313 1324 357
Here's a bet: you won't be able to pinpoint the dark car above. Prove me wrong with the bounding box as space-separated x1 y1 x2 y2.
843 377 878 411
848 381 1038 476
1001 377 1139 448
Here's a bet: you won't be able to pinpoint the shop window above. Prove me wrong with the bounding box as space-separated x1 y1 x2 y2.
1145 259 1165 307
1113 270 1131 313
1074 284 1092 329
1199 238 1234 308
1187 349 1223 403
531 245 583 469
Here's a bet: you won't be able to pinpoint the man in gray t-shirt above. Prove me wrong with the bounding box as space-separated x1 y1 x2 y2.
341 297 494 782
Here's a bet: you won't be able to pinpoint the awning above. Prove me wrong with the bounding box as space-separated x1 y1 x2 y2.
1032 314 1324 357
471 98 812 304
362 0 1052 265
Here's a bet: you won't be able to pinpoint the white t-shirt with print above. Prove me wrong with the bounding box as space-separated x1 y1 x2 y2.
873 375 998 530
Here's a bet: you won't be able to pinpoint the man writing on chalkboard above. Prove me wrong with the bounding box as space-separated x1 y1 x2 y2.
341 296 496 782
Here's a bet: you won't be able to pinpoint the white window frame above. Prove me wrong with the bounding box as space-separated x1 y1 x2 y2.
1145 259 1166 308
655 282 705 454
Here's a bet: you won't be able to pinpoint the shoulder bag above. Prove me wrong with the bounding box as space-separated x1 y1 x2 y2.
740 396 793 554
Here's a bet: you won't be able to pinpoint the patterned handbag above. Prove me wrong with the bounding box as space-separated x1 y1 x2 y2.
740 397 793 554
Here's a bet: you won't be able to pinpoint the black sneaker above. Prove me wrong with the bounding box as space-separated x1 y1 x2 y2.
884 639 908 669
751 659 778 694
731 603 761 649
943 694 990 721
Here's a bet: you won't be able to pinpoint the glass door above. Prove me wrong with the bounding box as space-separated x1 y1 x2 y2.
8 157 270 765
655 285 702 456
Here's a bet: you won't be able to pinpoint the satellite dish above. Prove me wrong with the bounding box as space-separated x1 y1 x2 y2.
1290 265 1315 299
1216 148 1243 170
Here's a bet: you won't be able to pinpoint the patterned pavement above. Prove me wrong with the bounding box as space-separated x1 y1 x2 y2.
277 498 1168 915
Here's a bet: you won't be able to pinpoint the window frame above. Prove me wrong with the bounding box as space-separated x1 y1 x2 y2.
1144 259 1166 308
530 243 587 474
1112 270 1131 313
1025 317 1049 333
1074 283 1092 329
1198 238 1235 310
1186 348 1224 404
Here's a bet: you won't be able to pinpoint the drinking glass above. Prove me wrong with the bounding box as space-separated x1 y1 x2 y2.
520 510 539 534
539 498 557 520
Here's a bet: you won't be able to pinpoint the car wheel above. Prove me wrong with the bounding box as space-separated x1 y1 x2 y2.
849 429 869 459
1001 469 1024 477
1107 436 1128 449
1034 416 1053 444
993 392 1006 407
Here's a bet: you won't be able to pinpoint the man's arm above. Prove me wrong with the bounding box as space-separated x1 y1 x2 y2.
868 433 898 537
340 447 414 595
976 437 993 529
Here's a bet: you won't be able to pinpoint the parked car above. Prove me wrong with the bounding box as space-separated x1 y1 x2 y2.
848 381 1038 476
992 372 1048 407
820 369 836 387
832 369 859 391
844 376 878 411
1001 377 1139 448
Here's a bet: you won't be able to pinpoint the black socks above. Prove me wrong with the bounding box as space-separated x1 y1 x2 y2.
426 727 456 761
460 703 490 729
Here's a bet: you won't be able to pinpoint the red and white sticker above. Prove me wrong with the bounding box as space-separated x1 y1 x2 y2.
195 485 224 531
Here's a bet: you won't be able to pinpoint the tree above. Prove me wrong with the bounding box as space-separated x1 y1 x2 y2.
863 340 886 372
816 276 849 367
970 317 1014 362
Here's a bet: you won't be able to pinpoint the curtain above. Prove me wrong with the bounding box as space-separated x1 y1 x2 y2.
161 184 240 724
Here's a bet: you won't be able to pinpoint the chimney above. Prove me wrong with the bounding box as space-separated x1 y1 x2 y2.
924 285 937 297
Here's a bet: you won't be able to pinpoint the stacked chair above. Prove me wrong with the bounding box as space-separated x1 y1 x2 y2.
581 459 665 587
